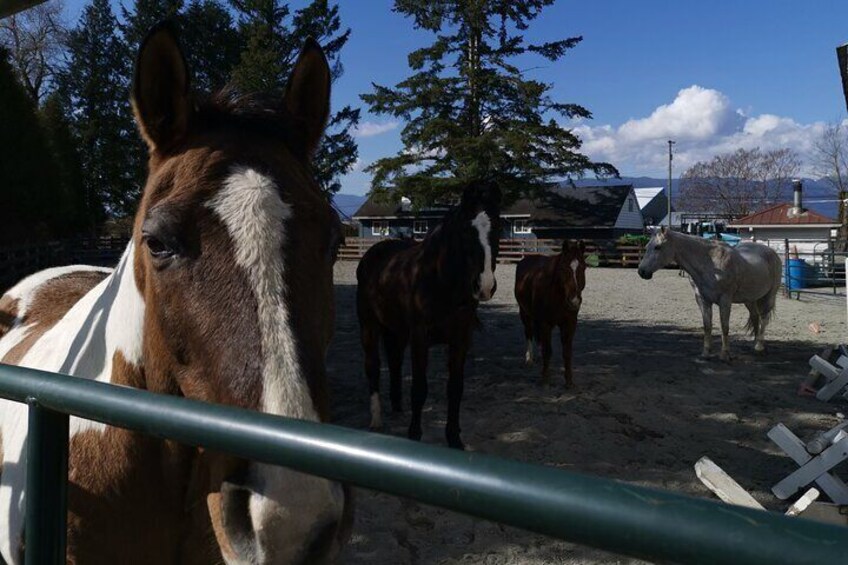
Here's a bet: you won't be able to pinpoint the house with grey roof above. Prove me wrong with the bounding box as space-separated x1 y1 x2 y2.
351 184 645 240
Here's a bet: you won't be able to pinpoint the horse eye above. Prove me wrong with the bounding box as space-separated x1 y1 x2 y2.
655 244 662 250
144 235 175 260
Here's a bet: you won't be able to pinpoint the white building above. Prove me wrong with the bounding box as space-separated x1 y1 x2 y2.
634 187 669 228
728 184 840 259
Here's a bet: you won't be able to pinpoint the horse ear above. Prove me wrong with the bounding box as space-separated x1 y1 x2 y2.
660 226 668 236
285 38 331 158
132 21 191 152
577 240 586 255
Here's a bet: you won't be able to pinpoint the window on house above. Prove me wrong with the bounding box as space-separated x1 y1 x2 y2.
513 219 532 235
628 198 634 212
371 221 389 236
413 220 428 234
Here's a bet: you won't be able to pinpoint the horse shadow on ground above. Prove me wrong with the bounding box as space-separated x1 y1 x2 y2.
328 282 844 563
328 283 841 490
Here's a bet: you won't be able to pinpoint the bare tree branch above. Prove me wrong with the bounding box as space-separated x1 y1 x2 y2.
0 0 67 104
811 122 848 247
679 147 800 217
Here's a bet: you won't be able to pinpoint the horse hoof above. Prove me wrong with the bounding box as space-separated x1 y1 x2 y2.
564 380 575 390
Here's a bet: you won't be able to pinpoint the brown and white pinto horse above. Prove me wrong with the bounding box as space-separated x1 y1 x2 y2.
356 182 501 450
0 23 349 565
515 241 587 387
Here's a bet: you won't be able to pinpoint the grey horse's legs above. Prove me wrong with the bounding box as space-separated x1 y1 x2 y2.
745 302 763 352
755 291 777 352
718 298 732 361
695 291 712 357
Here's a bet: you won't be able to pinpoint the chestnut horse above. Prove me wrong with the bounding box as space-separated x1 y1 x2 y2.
356 182 501 450
0 24 349 564
515 241 587 387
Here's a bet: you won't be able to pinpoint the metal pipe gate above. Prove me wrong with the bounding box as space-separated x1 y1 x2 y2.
1 363 847 565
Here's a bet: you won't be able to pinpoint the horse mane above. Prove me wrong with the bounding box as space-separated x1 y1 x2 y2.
194 87 305 155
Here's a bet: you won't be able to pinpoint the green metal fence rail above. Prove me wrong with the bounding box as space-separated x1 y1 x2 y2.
1 363 847 565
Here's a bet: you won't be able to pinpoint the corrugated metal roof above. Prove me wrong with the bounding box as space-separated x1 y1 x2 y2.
731 203 838 226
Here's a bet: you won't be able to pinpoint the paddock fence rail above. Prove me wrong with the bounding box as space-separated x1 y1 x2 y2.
0 362 846 565
338 237 647 267
751 238 848 298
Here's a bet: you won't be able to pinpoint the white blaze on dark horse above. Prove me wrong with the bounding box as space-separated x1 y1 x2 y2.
356 182 501 450
0 23 349 565
637 227 782 361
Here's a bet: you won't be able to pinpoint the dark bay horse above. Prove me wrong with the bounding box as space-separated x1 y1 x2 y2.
515 241 587 387
0 24 349 564
356 182 501 450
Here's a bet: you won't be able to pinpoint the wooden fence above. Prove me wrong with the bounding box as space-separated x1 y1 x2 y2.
0 237 128 290
2 236 646 291
338 237 645 267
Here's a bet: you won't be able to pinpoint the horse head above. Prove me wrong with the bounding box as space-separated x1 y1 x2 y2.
560 240 586 310
638 226 674 280
456 180 501 302
131 22 348 564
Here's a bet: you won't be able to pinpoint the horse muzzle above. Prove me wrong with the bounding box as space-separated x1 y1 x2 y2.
637 268 653 280
213 463 347 565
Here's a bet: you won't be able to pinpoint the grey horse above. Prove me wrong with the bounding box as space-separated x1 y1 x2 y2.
637 227 782 361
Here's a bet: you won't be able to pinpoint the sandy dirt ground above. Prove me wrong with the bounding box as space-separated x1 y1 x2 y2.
329 262 847 564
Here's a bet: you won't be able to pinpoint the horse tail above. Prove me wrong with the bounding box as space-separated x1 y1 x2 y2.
760 298 776 329
746 262 780 335
744 306 759 336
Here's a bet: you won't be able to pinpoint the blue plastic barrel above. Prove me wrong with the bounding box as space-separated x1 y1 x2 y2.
786 258 809 290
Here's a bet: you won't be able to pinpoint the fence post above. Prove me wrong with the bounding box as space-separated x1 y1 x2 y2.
783 238 790 298
25 399 69 565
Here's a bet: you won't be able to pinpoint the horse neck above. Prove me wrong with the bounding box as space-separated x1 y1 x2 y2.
667 232 714 282
424 216 471 296
61 241 147 386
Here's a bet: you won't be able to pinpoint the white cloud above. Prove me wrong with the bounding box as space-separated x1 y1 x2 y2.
572 85 831 176
353 120 399 138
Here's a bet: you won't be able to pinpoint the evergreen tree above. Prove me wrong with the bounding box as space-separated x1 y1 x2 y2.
121 0 183 51
0 46 59 243
179 0 241 94
60 0 137 219
231 0 359 196
361 0 617 205
39 92 88 236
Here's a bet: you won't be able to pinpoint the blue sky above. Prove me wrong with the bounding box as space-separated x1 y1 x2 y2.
64 0 848 195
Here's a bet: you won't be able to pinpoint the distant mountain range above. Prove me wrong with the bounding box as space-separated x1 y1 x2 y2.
570 176 841 218
333 176 841 220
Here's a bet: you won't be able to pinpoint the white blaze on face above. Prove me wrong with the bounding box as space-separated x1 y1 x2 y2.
569 258 581 309
471 212 495 301
208 167 343 564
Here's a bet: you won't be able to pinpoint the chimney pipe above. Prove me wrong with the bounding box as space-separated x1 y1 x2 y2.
791 179 803 216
